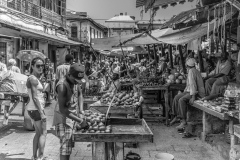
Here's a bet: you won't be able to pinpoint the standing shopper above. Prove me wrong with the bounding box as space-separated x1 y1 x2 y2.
53 63 88 160
55 54 74 85
26 57 48 160
7 59 21 73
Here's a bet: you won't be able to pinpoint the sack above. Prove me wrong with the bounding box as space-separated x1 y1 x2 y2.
125 152 141 160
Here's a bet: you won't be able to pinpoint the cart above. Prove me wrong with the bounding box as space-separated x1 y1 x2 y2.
73 118 153 160
0 72 34 130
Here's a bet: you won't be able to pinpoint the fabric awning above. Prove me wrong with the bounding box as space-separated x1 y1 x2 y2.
155 10 234 45
92 32 160 50
136 0 192 11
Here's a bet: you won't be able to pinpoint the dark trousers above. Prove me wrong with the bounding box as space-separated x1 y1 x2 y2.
205 78 217 96
171 92 192 119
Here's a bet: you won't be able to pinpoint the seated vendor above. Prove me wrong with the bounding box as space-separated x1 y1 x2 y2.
204 52 231 96
0 70 16 92
170 58 205 128
205 52 237 97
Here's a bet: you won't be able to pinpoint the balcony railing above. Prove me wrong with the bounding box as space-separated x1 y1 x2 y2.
0 0 66 28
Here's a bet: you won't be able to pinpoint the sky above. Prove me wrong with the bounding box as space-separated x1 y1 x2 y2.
67 0 197 25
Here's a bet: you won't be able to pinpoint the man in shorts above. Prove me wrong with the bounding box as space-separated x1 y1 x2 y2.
53 63 88 160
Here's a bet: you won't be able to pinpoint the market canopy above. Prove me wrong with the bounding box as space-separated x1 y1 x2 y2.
152 8 235 45
136 0 194 12
91 32 160 50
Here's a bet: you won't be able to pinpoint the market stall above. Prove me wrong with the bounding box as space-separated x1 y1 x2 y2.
73 109 153 160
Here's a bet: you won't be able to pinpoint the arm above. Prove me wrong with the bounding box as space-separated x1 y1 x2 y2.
78 85 84 113
57 84 84 123
28 76 45 119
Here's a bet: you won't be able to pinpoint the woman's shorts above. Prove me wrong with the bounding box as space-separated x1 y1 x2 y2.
28 110 43 121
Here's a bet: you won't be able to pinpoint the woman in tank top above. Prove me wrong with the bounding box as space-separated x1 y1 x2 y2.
26 57 48 160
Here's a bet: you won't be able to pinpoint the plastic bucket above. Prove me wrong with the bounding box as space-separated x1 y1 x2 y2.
155 153 174 160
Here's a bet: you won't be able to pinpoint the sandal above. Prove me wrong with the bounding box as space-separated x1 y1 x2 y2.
182 133 197 138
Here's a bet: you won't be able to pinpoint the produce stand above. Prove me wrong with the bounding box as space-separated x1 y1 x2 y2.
193 100 235 142
73 118 154 160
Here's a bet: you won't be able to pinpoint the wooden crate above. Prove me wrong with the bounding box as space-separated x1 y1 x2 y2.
142 90 159 104
142 103 164 122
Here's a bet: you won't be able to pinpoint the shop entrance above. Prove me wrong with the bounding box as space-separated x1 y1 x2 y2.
0 42 7 64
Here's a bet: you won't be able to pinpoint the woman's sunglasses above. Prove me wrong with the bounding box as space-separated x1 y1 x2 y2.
36 64 44 69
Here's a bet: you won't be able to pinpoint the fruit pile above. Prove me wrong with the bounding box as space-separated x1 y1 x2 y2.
75 110 112 133
120 77 134 83
164 72 186 84
100 91 142 106
138 77 165 87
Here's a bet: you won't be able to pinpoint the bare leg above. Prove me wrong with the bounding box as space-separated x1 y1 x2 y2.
34 120 47 159
33 121 40 159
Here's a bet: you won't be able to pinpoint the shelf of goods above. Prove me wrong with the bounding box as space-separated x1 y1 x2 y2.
73 110 153 160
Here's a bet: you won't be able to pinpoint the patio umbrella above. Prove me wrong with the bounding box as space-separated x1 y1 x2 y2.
16 50 47 62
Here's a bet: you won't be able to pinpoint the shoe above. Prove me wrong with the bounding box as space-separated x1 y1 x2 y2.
39 157 53 160
31 156 37 160
176 122 187 129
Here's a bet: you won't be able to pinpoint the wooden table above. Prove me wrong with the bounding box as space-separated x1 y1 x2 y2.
139 83 186 125
192 102 234 141
73 118 153 160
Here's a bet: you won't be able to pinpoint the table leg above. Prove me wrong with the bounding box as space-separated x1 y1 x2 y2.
3 105 10 125
201 111 212 141
229 120 238 148
164 90 169 125
92 142 106 160
115 143 124 160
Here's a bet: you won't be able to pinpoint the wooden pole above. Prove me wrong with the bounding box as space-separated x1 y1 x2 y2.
198 50 204 72
153 44 158 73
168 44 174 69
147 45 151 59
178 45 187 74
161 44 165 57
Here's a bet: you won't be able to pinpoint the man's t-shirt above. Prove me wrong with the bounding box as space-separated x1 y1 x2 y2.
56 64 70 81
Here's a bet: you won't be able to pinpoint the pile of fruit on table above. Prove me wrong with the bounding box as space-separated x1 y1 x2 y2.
75 110 112 133
163 72 187 84
100 90 142 107
119 77 134 83
138 77 165 87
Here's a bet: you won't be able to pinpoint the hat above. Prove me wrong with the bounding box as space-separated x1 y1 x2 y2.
69 63 86 83
186 58 196 67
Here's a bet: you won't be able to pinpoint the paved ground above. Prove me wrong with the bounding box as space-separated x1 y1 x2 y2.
0 101 224 160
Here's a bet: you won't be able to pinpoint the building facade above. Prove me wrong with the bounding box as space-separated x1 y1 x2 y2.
105 13 138 37
0 0 81 70
66 11 108 61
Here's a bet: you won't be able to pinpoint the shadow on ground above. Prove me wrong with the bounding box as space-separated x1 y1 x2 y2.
0 153 31 160
0 122 57 139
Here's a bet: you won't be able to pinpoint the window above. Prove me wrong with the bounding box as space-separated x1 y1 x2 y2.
71 26 78 38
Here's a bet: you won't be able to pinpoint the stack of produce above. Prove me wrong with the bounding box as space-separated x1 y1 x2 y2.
138 77 165 87
119 77 134 83
163 72 186 84
100 91 142 107
75 110 112 133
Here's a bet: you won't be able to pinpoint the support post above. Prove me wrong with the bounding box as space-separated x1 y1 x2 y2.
178 45 187 74
92 142 106 160
153 44 158 73
198 50 204 72
168 44 173 69
147 45 151 59
161 44 165 57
